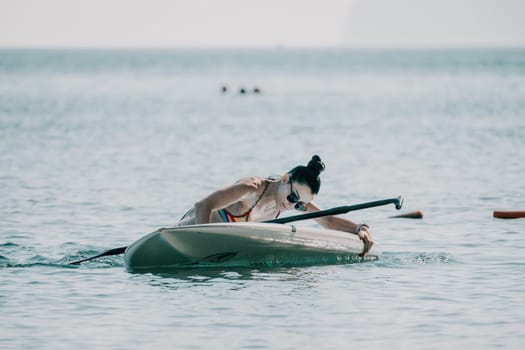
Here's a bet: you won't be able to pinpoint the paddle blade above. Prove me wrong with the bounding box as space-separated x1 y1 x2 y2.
69 246 127 265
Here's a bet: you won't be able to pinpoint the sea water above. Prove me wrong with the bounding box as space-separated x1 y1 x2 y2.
1 48 524 349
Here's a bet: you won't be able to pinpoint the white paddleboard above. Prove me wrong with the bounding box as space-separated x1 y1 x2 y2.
124 222 379 270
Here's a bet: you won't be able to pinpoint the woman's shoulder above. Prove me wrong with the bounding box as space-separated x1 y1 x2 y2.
235 175 281 187
266 174 282 182
235 176 266 190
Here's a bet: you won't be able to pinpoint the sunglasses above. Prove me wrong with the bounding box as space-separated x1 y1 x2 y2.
287 182 308 211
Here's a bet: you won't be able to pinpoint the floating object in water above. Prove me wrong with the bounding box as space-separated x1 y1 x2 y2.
389 210 423 219
493 210 525 219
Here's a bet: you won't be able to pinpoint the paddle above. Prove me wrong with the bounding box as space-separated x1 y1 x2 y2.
69 246 127 265
264 196 403 224
69 196 403 265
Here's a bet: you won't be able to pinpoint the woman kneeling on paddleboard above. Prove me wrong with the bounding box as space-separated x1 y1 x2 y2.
178 155 374 255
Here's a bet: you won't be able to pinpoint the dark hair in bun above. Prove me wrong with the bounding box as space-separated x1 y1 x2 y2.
288 155 325 194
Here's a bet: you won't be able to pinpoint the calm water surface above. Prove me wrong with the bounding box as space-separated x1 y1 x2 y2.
1 48 524 349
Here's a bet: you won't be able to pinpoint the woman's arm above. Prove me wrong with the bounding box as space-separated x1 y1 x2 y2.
194 177 263 224
305 202 374 256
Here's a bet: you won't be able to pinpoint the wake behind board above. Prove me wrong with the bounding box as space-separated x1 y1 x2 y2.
124 222 379 270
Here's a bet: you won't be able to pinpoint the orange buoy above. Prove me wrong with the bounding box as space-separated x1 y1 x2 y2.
389 210 423 219
493 210 525 219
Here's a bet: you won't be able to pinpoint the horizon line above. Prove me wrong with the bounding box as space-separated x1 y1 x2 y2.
1 44 525 51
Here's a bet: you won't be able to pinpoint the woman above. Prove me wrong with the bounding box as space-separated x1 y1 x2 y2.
178 155 374 255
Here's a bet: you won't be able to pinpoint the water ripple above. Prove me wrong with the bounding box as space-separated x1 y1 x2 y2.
373 251 458 268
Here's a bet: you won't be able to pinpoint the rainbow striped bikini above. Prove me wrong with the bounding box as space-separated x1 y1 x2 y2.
217 182 270 222
217 208 253 222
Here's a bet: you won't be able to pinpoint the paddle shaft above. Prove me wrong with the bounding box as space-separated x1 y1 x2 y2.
265 196 403 224
70 196 403 264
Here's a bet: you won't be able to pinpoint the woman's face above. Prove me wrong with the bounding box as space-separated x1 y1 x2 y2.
277 181 314 211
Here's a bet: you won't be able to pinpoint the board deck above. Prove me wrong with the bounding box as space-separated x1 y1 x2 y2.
124 222 379 270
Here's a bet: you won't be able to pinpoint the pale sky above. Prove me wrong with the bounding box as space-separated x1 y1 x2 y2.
0 0 524 48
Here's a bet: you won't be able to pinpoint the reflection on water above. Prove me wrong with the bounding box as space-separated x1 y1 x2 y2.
129 265 330 292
